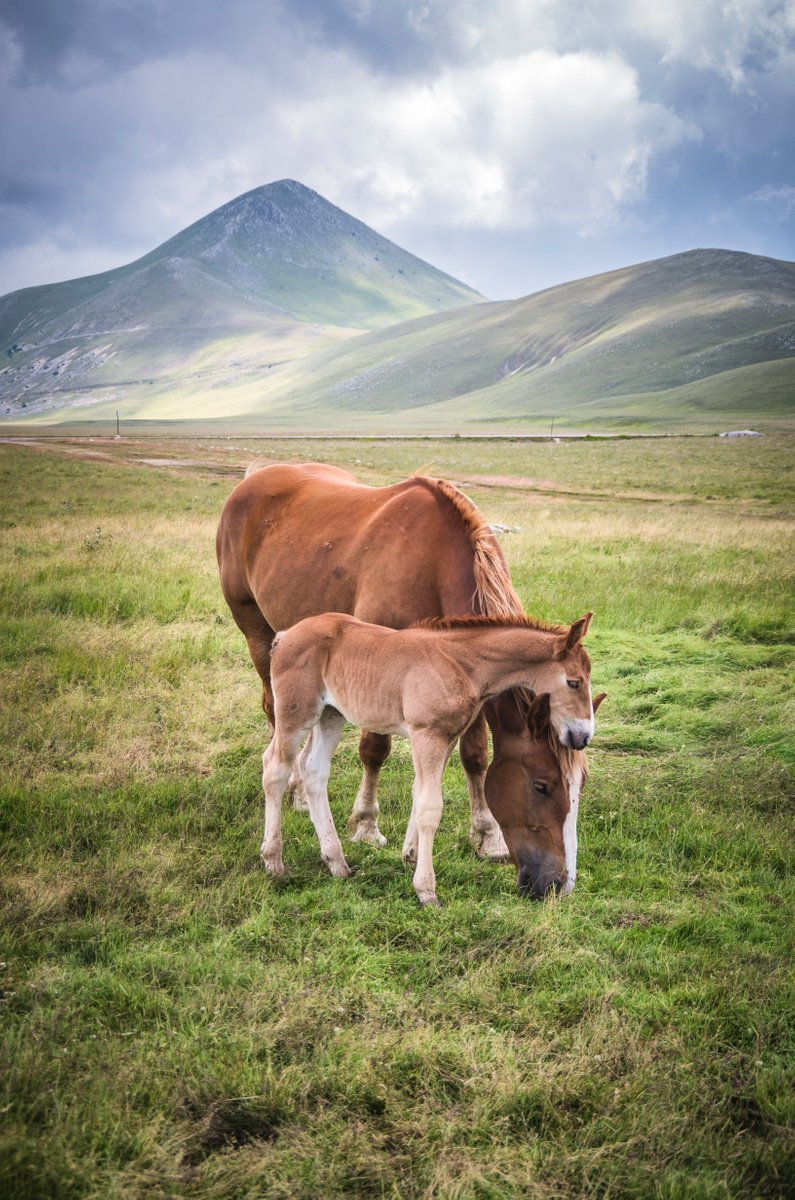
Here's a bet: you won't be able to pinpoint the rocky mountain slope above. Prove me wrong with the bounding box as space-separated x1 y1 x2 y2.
0 180 482 416
1 179 792 430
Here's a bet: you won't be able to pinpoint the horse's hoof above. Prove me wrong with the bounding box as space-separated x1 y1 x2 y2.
290 792 309 813
327 859 352 878
349 821 387 847
417 891 441 907
472 826 510 861
261 857 287 877
402 849 417 866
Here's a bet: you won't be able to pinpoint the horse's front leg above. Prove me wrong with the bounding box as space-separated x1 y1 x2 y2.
409 731 451 906
347 731 390 846
460 712 509 861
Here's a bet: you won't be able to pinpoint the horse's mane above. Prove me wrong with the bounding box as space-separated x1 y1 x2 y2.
412 612 569 634
416 477 525 618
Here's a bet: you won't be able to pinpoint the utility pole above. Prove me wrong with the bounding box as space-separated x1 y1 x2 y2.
115 410 120 438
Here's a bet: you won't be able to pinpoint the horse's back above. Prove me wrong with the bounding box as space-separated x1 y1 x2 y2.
217 462 477 632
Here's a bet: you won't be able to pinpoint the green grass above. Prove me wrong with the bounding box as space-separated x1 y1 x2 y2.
1 438 793 1199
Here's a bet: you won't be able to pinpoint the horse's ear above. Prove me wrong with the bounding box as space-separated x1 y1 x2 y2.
526 692 551 739
487 690 527 735
592 691 608 713
566 611 593 649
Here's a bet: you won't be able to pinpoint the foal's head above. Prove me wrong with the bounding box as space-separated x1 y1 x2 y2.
485 689 607 899
526 611 595 750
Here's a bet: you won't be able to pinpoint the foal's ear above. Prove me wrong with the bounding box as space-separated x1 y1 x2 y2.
565 610 594 649
526 692 551 739
592 691 608 713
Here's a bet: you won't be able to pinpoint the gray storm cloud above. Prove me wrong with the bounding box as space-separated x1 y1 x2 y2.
1 0 792 298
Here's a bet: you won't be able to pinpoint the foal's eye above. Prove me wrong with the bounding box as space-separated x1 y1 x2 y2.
532 781 550 796
567 679 580 689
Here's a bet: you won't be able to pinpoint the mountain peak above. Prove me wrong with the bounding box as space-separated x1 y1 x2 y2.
132 179 482 326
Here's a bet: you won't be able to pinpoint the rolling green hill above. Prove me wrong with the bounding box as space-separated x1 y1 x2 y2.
244 248 795 432
0 180 482 420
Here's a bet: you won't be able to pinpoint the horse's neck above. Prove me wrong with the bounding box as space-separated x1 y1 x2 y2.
451 626 561 697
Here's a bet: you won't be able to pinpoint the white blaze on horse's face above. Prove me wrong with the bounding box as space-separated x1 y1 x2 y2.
560 767 584 895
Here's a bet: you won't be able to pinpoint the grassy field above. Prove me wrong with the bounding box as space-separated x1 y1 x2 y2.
1 436 793 1199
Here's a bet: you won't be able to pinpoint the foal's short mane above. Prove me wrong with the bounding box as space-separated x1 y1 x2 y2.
416 477 525 618
413 613 569 634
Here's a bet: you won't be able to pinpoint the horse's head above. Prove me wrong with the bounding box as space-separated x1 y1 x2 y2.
485 689 607 899
526 611 595 750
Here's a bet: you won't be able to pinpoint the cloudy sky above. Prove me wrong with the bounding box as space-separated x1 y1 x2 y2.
1 0 793 300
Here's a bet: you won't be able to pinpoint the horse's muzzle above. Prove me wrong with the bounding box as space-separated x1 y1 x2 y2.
518 861 567 900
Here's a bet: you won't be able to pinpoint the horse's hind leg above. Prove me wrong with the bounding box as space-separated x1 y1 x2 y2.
460 713 509 861
302 707 350 878
347 731 389 847
232 601 309 809
260 728 303 876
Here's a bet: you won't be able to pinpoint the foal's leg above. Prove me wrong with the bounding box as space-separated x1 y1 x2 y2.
238 610 311 811
401 798 418 865
288 735 312 812
408 730 452 906
460 713 509 861
347 731 390 847
260 728 304 876
301 707 351 878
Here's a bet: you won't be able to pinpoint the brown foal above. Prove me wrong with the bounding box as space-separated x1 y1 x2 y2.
262 610 595 905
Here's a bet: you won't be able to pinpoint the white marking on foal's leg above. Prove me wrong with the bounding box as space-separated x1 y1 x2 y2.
302 709 351 878
348 766 388 847
287 731 312 811
466 771 509 861
401 800 418 865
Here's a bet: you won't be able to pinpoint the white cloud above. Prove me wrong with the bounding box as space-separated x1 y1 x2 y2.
615 0 795 87
749 184 795 219
269 49 694 236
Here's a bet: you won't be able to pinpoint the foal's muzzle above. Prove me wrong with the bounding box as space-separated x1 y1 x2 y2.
563 721 592 750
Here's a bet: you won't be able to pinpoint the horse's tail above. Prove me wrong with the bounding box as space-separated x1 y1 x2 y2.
424 476 524 618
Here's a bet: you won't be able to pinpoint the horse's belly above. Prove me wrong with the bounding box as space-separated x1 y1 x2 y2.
322 689 408 738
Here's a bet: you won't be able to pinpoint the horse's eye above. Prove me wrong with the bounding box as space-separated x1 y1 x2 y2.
533 781 549 795
567 679 580 689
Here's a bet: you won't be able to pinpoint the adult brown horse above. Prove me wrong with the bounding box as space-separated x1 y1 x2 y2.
216 461 597 879
485 689 606 899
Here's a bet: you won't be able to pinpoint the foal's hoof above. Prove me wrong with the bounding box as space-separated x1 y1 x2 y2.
402 848 417 866
471 825 510 862
326 858 352 878
417 890 441 907
260 856 287 878
289 789 309 813
348 820 388 848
